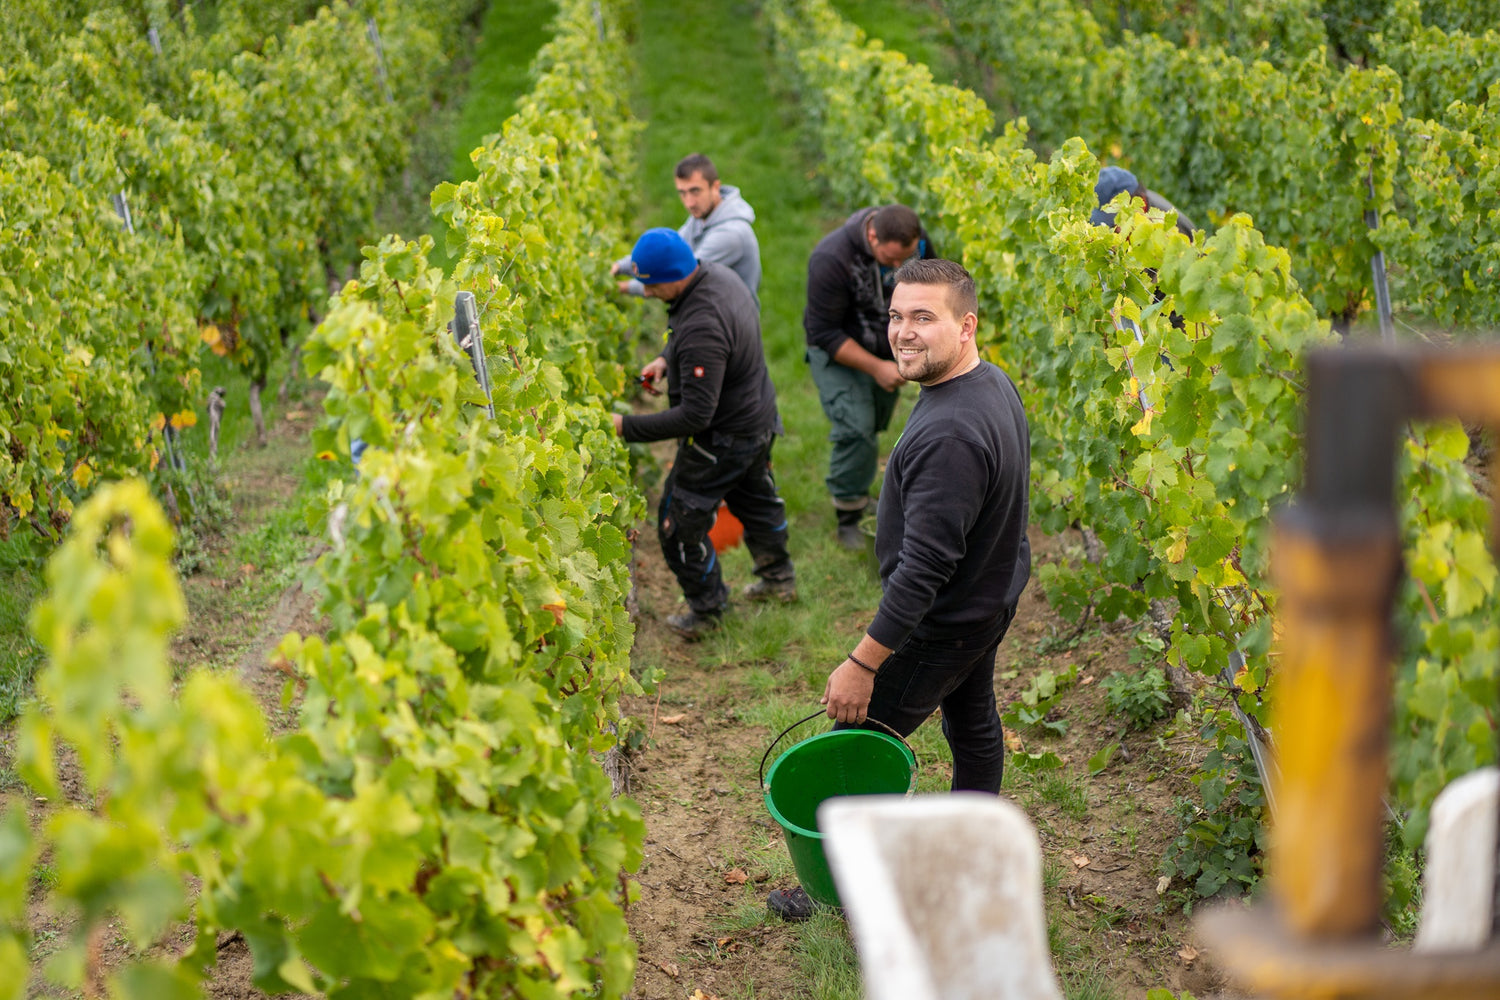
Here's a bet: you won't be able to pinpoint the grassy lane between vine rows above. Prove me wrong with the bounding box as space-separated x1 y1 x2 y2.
828 0 966 89
614 1 1247 998
415 0 559 268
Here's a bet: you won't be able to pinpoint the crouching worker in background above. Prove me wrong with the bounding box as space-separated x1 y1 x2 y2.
609 228 797 640
1090 165 1197 238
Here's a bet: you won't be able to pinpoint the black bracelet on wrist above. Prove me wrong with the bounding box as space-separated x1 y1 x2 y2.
848 652 878 675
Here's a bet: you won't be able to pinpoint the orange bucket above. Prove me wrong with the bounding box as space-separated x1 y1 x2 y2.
708 502 743 552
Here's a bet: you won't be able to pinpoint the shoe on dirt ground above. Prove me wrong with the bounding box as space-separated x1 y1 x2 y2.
767 885 819 922
665 608 722 641
836 523 866 551
742 578 798 603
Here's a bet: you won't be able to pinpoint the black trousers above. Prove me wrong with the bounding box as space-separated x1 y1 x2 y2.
838 607 1015 793
658 433 795 614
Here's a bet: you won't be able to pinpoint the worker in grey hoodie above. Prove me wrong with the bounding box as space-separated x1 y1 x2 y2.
612 153 761 305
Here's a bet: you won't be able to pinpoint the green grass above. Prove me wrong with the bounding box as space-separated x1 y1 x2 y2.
829 0 965 88
1062 968 1124 1000
418 0 558 266
795 910 864 1000
447 0 557 188
1037 771 1091 821
30 862 59 891
0 541 43 722
370 0 559 264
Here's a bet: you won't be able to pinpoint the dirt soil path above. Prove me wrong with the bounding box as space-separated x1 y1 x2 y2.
620 511 1250 1000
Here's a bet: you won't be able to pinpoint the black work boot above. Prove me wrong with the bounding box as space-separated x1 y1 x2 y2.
835 505 866 551
741 577 798 603
767 885 819 921
664 607 722 641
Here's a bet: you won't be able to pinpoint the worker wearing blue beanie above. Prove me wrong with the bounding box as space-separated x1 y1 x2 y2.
609 227 796 639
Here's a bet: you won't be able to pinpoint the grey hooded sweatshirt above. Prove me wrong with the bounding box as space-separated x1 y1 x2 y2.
616 184 761 305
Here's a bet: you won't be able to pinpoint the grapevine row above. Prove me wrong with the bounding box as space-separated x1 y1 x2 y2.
0 0 475 541
943 0 1500 334
766 0 1496 876
1 1 649 997
1070 0 1499 73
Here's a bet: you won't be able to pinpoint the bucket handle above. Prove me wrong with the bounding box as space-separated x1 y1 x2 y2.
758 709 919 794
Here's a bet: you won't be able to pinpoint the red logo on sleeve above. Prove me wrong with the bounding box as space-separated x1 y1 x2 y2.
693 366 705 378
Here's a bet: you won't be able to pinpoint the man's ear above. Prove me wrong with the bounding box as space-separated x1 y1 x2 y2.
961 312 979 343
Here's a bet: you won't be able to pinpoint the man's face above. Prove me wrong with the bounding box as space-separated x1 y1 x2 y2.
888 281 977 385
676 172 722 220
642 273 693 302
866 227 918 268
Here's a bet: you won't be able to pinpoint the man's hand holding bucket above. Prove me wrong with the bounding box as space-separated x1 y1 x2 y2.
822 637 890 724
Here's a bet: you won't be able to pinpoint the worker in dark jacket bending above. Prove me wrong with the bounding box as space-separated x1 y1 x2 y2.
768 258 1030 921
610 228 796 640
803 204 936 549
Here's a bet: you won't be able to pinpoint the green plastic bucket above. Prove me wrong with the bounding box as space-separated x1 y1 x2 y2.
760 711 917 907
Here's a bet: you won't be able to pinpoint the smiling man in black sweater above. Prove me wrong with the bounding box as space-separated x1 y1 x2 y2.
768 257 1030 921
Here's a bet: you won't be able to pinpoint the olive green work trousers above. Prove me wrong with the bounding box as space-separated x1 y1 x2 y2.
806 345 901 510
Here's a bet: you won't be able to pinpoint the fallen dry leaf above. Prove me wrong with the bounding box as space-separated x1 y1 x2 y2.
657 961 679 978
723 868 749 885
1004 732 1024 752
1178 944 1199 966
690 991 721 1000
660 714 687 725
1071 854 1091 869
1156 875 1171 895
1080 674 1095 685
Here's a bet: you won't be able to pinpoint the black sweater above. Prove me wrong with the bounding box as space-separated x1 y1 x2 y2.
803 208 936 360
868 361 1031 649
622 262 779 444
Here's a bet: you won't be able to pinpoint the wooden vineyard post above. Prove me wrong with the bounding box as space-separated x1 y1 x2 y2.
1199 346 1500 999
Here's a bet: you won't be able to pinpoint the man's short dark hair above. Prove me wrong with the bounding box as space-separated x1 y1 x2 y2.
894 258 979 320
870 204 922 245
675 153 719 183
